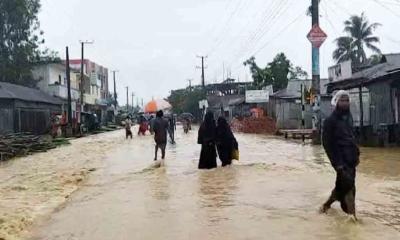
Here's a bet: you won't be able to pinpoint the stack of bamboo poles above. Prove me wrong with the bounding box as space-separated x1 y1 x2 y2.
0 133 69 161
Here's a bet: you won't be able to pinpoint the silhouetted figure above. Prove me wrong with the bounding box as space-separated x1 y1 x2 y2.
216 117 238 167
197 111 217 169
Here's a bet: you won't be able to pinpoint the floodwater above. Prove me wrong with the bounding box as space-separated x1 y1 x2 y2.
1 126 400 240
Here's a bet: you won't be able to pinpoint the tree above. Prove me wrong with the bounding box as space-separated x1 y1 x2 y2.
243 57 272 89
244 53 308 91
333 13 381 68
168 86 205 120
0 0 57 87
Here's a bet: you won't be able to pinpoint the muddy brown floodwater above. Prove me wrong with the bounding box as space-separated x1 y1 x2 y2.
3 126 400 240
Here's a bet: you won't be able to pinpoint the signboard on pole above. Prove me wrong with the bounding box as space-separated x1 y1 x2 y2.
245 90 270 103
307 24 327 48
198 99 208 109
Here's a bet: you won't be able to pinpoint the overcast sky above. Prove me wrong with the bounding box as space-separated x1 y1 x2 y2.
39 0 400 105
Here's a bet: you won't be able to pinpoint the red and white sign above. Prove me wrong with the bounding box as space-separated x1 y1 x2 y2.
307 24 327 48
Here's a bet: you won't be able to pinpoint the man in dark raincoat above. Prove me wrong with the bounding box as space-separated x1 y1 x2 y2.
321 90 360 219
153 110 169 160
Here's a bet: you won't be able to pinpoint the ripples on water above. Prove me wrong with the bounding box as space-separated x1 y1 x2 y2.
2 127 400 240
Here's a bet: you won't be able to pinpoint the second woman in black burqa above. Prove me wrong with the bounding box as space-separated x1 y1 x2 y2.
197 111 217 169
216 117 238 167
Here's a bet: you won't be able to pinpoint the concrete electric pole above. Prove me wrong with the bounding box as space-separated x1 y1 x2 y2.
196 56 207 88
111 70 118 109
79 40 93 108
307 0 327 144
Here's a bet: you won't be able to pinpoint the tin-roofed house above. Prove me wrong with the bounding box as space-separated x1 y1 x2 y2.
327 53 400 146
0 82 63 135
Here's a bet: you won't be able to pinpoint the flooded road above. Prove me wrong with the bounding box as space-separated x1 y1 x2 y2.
3 127 400 240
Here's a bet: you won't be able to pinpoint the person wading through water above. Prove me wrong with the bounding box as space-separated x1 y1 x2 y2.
320 90 360 220
216 116 238 167
125 116 133 139
197 111 217 169
153 110 169 161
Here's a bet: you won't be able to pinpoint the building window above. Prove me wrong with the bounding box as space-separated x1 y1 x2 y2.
58 75 62 84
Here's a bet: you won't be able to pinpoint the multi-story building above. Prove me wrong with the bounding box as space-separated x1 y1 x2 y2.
32 63 80 120
69 59 111 123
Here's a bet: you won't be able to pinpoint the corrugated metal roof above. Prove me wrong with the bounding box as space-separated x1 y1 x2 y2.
271 79 328 99
207 95 245 108
327 53 400 92
0 81 63 105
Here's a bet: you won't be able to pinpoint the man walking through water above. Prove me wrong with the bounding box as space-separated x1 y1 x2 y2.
153 110 169 161
321 90 360 220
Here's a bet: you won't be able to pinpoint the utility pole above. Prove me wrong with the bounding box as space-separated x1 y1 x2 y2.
126 86 129 111
132 92 135 112
196 55 207 88
187 78 193 92
79 40 93 108
223 62 225 81
307 0 326 144
65 47 72 126
111 70 118 108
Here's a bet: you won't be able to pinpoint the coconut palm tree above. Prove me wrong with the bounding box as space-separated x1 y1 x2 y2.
333 37 357 64
333 13 381 67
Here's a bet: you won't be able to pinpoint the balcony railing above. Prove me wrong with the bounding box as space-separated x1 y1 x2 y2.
48 84 80 101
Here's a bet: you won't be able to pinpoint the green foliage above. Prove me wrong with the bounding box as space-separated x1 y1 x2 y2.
333 13 381 68
244 53 308 91
0 0 58 87
168 86 205 118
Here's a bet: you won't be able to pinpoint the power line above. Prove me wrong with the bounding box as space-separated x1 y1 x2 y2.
207 0 247 57
226 0 291 70
321 1 340 35
230 0 283 62
208 0 282 79
230 11 305 75
372 0 400 19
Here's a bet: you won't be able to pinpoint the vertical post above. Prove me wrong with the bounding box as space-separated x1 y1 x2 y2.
359 86 364 142
131 92 134 111
201 57 205 88
223 62 225 81
301 84 305 143
188 79 192 92
66 47 72 125
126 86 129 111
141 98 144 108
113 71 117 108
311 0 321 144
80 42 84 106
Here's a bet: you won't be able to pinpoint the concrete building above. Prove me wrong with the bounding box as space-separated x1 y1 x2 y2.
32 63 80 120
69 59 110 124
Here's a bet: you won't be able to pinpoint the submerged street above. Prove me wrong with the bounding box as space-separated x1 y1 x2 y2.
9 127 395 240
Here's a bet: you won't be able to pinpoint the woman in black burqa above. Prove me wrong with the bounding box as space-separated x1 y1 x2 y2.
216 117 238 167
197 111 217 169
